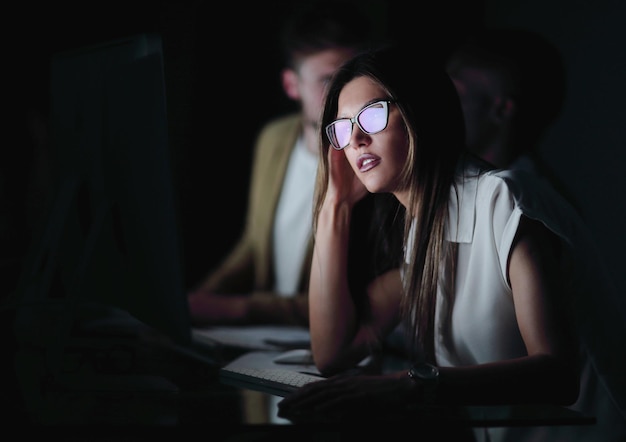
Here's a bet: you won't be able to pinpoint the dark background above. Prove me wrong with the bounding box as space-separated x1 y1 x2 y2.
5 0 625 333
3 0 625 425
484 0 626 302
6 0 487 291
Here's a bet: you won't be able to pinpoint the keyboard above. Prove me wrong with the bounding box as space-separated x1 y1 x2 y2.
219 365 323 397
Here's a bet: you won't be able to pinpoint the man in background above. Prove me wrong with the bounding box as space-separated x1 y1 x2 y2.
188 1 377 326
186 0 380 424
446 28 566 171
445 28 580 212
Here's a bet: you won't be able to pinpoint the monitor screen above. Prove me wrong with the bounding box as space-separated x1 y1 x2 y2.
14 34 192 347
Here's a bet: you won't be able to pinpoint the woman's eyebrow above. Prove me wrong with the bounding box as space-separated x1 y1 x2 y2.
338 98 390 118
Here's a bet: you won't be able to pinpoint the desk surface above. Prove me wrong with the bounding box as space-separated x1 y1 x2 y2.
4 312 595 432
219 351 595 428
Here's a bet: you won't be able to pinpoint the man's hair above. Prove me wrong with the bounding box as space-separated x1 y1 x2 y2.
447 28 566 154
280 0 374 69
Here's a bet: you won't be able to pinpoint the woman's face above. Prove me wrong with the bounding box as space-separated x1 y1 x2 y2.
336 76 409 196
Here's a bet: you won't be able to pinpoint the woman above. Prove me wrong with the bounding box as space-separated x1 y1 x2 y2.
277 44 626 441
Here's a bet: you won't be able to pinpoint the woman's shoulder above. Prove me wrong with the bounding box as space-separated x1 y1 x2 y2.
452 156 583 242
483 167 574 216
475 166 588 253
457 154 554 194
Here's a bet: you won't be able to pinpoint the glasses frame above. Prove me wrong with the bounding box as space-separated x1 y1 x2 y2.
325 100 393 150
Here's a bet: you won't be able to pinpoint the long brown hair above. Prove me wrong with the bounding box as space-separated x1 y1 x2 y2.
315 44 466 363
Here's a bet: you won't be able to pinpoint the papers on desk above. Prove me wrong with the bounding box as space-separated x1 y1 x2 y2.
191 325 311 351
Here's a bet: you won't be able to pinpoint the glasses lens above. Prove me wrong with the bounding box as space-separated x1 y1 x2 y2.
328 119 353 149
358 102 388 134
326 101 390 150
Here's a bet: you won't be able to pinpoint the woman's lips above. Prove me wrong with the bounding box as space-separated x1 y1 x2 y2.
357 153 381 172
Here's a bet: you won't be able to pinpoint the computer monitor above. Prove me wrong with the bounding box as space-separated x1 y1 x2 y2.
14 33 192 348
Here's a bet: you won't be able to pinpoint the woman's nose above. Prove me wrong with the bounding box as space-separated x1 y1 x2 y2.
349 126 370 149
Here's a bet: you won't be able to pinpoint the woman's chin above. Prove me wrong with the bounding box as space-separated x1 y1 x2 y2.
364 181 391 195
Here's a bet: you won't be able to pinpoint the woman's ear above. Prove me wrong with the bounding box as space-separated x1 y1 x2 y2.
281 68 300 101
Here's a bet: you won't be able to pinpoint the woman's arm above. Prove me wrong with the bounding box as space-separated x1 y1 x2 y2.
279 219 580 421
309 148 403 374
309 196 403 374
308 196 359 373
435 217 579 405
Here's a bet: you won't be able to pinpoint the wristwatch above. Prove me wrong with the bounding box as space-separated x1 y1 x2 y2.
408 362 439 402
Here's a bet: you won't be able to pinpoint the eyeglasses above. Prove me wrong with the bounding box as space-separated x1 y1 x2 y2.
325 100 393 150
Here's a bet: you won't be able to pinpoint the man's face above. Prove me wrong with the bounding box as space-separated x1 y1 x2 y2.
294 48 357 129
448 66 500 153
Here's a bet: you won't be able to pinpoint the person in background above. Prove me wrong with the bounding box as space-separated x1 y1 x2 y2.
187 0 388 426
277 43 626 441
445 28 566 172
445 28 581 215
187 1 377 327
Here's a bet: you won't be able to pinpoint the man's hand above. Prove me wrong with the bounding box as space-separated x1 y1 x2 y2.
187 291 249 325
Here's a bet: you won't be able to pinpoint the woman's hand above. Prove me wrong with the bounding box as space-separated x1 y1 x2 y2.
326 146 368 207
277 372 418 423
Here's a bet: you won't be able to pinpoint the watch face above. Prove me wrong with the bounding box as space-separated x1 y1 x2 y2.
410 363 439 380
409 363 439 400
